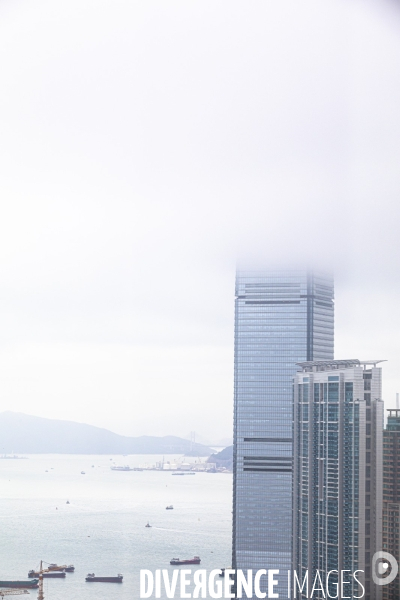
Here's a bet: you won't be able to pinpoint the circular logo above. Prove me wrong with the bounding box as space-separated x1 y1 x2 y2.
372 551 398 586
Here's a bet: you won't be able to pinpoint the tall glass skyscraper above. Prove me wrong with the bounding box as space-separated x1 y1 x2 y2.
382 408 400 600
293 360 384 600
232 269 334 596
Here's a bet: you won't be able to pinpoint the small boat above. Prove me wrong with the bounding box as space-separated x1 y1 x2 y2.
47 564 75 572
28 570 66 578
166 505 174 510
66 500 70 504
81 471 85 475
85 573 123 583
145 522 152 528
170 557 201 565
0 580 38 589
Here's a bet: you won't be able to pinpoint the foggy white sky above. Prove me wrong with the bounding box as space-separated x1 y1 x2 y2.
1 0 400 443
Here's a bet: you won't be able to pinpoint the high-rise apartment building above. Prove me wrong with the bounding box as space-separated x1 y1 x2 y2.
382 408 400 600
293 360 384 600
232 269 334 596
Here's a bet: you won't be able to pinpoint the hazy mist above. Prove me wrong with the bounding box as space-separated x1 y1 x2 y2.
1 0 400 442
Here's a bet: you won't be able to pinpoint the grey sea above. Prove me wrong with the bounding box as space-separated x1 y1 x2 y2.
0 455 232 599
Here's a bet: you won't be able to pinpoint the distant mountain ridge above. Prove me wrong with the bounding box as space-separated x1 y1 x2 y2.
0 412 212 455
207 445 233 469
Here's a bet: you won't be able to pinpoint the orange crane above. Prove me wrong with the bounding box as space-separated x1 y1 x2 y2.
37 562 44 600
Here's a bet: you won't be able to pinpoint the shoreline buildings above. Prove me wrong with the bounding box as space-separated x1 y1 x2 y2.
292 359 384 600
382 407 400 600
232 269 334 596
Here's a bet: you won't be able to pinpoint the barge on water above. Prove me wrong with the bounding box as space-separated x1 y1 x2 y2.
170 557 201 565
28 570 66 578
0 580 39 589
47 563 75 572
85 573 123 583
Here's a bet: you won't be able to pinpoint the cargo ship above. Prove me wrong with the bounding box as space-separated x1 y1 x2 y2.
85 573 123 583
170 557 201 565
0 580 39 589
28 570 66 578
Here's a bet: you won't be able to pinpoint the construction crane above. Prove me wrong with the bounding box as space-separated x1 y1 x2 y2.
37 561 44 600
0 591 29 598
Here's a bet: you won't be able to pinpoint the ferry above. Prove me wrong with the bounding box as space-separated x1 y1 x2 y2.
170 557 201 565
85 573 123 583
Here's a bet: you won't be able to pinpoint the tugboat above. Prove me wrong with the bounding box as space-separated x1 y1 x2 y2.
166 505 174 510
170 557 201 565
85 573 123 583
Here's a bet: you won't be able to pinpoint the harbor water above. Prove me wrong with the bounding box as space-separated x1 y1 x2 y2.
0 455 232 599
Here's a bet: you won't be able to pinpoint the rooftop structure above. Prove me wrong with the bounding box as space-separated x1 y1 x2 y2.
296 359 386 372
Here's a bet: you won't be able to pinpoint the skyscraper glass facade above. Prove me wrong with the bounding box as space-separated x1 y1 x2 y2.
382 409 400 600
232 269 334 596
293 361 383 600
